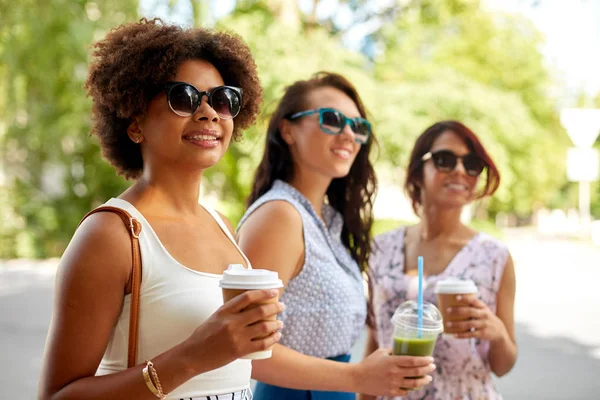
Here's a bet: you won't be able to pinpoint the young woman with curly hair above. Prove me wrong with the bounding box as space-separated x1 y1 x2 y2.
38 18 282 400
236 72 436 400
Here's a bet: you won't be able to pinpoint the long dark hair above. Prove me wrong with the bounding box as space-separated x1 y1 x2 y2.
247 72 378 272
405 120 500 215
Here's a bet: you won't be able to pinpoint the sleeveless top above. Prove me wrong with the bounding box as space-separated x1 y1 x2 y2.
367 226 509 400
95 198 252 399
238 180 367 358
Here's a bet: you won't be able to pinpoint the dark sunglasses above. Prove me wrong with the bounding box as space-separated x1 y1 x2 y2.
164 81 243 119
422 150 486 177
288 107 371 145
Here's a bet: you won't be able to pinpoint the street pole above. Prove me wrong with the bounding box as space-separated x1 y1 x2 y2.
579 180 591 230
560 108 600 238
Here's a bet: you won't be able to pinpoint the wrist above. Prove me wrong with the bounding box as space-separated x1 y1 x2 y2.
176 339 204 377
491 324 510 345
347 361 363 393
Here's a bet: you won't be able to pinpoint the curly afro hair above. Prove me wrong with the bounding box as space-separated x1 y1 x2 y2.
85 18 263 179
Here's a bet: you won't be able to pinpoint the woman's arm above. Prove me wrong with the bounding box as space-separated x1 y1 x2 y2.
38 213 199 399
356 328 380 400
252 342 433 396
238 202 435 397
237 200 305 286
488 253 517 376
38 213 283 400
448 253 517 377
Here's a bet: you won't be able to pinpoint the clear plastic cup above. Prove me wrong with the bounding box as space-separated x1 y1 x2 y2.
219 264 283 359
391 300 443 357
391 300 443 390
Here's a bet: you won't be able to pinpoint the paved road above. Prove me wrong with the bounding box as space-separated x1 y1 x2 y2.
2 230 599 399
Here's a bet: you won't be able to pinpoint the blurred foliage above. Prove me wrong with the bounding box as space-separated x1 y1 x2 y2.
0 0 578 258
370 0 570 216
0 0 138 257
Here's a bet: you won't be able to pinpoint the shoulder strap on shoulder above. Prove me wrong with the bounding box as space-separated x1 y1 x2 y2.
79 206 142 368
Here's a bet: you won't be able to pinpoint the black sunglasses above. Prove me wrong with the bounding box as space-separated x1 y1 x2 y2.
422 150 486 177
164 81 243 119
288 108 371 145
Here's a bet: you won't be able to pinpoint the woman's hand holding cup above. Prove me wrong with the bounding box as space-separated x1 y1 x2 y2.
353 348 436 397
183 288 285 374
219 264 284 359
445 296 507 341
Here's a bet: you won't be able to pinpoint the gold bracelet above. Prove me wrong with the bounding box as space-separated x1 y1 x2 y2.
142 362 161 397
146 360 167 399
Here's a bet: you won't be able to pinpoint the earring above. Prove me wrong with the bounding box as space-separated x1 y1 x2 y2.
133 136 142 143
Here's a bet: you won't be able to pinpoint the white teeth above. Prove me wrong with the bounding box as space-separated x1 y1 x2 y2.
447 183 467 190
333 149 350 158
186 135 218 141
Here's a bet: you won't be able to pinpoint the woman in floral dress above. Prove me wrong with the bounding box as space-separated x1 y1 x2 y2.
362 121 517 400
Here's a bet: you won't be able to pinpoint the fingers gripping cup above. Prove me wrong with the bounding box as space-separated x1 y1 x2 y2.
219 264 284 359
392 301 443 390
434 278 478 335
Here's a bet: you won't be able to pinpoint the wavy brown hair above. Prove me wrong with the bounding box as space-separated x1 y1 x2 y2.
247 72 378 272
405 120 500 215
85 18 262 179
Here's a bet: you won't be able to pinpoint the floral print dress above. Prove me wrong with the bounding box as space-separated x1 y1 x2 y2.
367 227 509 400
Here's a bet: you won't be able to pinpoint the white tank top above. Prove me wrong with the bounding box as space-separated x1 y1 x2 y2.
95 198 252 398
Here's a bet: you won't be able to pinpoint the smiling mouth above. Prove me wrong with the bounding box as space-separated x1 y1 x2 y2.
183 134 220 141
445 183 468 191
332 148 352 159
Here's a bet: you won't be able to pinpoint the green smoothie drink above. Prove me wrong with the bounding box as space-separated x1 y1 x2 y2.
393 336 437 356
391 300 443 390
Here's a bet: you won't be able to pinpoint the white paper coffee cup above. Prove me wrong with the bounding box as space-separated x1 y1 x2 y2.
219 264 283 359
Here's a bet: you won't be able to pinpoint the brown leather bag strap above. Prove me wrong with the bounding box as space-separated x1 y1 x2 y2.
79 205 143 368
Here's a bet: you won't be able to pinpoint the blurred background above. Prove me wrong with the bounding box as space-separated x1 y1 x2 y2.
1 0 599 399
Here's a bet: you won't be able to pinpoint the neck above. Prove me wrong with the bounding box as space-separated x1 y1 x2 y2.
287 168 331 218
418 202 464 240
126 164 204 217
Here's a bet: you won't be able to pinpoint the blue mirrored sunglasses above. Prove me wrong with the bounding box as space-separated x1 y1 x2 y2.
288 107 371 144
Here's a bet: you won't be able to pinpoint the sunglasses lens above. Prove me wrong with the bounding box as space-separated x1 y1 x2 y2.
463 155 485 176
211 87 241 119
432 151 457 171
168 84 198 117
321 110 344 133
350 119 371 144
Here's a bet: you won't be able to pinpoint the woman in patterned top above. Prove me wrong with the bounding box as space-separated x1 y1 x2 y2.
237 72 436 399
362 121 517 400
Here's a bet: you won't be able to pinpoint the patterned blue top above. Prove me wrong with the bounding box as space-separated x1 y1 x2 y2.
238 180 367 358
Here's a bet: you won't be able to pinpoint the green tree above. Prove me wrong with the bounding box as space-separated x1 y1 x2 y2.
0 0 574 258
371 0 569 218
0 0 138 258
203 2 379 224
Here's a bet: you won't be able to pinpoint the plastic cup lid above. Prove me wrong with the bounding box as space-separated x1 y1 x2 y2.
219 264 283 290
434 277 478 294
391 300 443 335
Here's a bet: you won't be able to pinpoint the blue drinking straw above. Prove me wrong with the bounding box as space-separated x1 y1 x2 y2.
417 256 424 338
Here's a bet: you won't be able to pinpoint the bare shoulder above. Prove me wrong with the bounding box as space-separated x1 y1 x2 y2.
39 211 138 395
237 200 304 284
58 211 133 292
502 251 516 280
239 200 303 236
